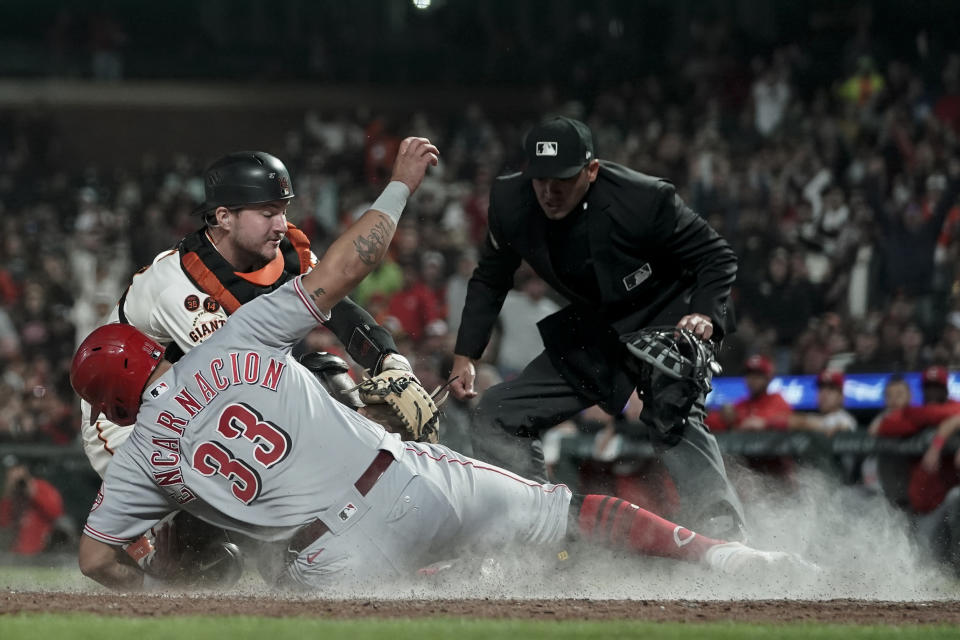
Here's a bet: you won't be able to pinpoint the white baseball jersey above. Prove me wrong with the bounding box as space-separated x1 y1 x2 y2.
84 278 572 588
815 408 857 434
81 246 316 477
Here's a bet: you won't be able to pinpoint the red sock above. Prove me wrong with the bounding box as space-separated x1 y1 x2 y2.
576 495 724 562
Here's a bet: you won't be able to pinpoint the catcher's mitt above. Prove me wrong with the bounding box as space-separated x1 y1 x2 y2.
621 326 721 436
350 370 444 443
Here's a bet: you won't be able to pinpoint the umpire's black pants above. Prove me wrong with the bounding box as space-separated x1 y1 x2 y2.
469 351 747 539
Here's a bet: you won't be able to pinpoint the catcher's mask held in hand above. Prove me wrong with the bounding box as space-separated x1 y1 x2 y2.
621 326 721 435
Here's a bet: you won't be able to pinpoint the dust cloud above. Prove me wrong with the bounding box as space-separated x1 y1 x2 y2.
250 466 957 601
6 468 956 601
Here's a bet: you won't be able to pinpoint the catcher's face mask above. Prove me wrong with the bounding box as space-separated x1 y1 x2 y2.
621 327 720 435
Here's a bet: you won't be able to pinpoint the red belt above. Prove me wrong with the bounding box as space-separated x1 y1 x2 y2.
287 450 393 555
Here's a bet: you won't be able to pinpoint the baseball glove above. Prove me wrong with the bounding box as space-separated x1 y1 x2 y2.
351 370 443 443
621 326 722 436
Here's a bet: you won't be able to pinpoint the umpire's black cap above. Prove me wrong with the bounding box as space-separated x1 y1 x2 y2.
195 151 294 214
522 117 595 179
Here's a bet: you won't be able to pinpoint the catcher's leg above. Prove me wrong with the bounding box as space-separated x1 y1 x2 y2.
649 396 747 540
124 511 244 588
471 352 591 483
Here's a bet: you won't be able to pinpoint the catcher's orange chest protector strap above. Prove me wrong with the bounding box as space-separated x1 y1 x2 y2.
179 223 312 314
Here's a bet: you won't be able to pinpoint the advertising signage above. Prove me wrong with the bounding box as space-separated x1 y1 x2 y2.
706 371 960 410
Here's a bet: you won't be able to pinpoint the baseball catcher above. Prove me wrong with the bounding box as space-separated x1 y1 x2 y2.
77 150 419 588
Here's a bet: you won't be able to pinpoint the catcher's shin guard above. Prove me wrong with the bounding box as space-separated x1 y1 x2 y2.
124 511 244 588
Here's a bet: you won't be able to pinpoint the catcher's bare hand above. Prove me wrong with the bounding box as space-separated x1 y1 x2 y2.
377 353 418 381
676 313 714 341
391 137 439 195
449 354 477 400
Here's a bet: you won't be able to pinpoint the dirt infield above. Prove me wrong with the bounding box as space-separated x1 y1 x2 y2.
2 591 960 624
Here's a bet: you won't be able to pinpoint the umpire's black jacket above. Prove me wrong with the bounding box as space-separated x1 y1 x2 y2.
454 160 737 411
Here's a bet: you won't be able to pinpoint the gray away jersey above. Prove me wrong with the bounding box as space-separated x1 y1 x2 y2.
84 276 404 545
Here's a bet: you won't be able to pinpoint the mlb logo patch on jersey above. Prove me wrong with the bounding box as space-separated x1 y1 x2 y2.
338 503 358 522
149 381 170 398
622 263 652 291
536 141 558 156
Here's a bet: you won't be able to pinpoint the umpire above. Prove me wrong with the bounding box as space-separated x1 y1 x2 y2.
449 116 746 539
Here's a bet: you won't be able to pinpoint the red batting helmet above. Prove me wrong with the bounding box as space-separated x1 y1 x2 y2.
70 324 166 426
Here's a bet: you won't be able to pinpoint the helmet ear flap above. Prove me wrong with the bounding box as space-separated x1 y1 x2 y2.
88 402 106 426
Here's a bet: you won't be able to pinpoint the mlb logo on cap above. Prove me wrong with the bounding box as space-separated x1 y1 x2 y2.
523 117 595 179
536 141 558 156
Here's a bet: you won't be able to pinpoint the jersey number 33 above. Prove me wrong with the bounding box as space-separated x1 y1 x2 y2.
192 403 292 504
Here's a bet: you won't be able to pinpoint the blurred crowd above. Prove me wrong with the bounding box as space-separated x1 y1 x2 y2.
1 4 960 556
1 18 959 441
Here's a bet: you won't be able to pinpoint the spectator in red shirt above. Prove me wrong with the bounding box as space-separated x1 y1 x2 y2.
0 456 65 555
705 355 793 433
872 366 960 514
386 261 444 343
706 354 795 480
420 251 448 321
873 367 960 439
884 368 960 576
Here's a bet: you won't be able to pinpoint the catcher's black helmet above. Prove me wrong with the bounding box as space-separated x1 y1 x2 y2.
197 151 294 214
